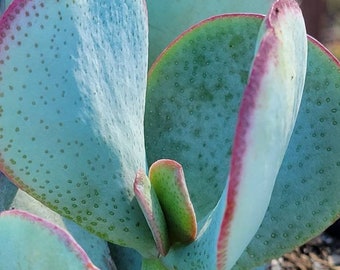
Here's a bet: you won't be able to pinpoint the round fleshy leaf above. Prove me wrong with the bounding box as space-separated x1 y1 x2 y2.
235 38 340 269
146 14 262 220
147 8 340 270
0 0 155 256
218 0 307 268
8 187 115 270
0 210 99 270
146 13 262 270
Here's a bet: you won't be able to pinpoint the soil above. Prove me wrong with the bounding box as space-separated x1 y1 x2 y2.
268 220 340 270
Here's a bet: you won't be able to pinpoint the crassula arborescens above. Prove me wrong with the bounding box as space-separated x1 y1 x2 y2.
0 0 339 269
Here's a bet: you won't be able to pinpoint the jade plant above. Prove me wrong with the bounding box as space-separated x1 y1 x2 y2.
0 0 339 269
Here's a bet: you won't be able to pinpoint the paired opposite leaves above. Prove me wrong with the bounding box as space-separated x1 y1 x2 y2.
134 159 197 257
149 159 197 244
146 1 339 268
1 0 339 269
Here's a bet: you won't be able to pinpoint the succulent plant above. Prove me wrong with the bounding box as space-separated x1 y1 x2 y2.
0 0 339 269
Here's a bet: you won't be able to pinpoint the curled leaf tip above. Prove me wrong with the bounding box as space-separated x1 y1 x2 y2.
217 0 307 268
149 159 197 244
134 170 170 256
134 159 197 256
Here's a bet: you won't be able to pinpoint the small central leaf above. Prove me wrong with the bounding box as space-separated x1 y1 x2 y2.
149 159 197 245
134 170 170 256
134 159 197 257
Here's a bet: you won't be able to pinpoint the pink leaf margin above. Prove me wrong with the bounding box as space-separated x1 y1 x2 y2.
149 159 197 243
217 0 306 268
0 209 99 270
134 169 170 257
148 13 264 75
216 34 340 269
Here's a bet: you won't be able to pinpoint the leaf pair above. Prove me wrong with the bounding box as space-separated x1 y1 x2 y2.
0 0 339 269
145 1 339 269
134 159 197 256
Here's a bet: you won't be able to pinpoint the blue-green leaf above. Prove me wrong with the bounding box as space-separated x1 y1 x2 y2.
146 3 339 268
146 14 262 222
0 209 99 270
0 0 155 256
217 0 307 268
149 159 197 245
235 37 340 269
147 0 275 65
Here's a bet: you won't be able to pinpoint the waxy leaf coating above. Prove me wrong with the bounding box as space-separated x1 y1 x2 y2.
147 0 276 65
0 210 99 270
145 1 337 268
218 0 307 268
235 37 340 270
0 0 156 256
146 13 261 270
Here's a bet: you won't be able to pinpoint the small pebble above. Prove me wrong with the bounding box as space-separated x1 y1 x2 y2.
328 254 340 266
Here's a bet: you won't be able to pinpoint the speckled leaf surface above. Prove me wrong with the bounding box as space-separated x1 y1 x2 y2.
147 0 275 65
146 14 263 221
0 0 156 256
218 1 307 268
0 209 99 270
146 12 340 270
145 14 260 270
1 175 115 270
234 39 340 269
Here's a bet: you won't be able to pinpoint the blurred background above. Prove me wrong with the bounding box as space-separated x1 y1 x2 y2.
301 0 340 58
